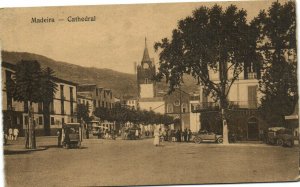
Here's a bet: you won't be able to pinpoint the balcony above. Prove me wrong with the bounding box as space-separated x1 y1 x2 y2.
191 101 258 112
192 102 220 112
228 101 258 109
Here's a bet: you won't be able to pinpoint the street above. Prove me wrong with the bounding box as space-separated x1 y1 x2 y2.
4 137 299 186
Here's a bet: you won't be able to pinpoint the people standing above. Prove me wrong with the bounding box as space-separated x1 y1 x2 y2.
13 128 19 140
8 128 13 140
176 129 181 142
153 128 160 146
187 129 192 142
135 129 139 140
183 128 188 142
57 129 62 147
171 130 176 142
86 128 89 139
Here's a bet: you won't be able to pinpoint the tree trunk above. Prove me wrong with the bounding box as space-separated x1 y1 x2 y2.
26 102 36 149
222 109 229 145
43 101 51 136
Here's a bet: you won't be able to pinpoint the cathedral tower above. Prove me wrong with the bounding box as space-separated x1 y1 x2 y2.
137 38 156 98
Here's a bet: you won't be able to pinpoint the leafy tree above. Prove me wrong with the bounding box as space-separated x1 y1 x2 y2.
253 1 297 125
40 67 58 135
11 60 58 149
77 103 91 124
154 5 257 144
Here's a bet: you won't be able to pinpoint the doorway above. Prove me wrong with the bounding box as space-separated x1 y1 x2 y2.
247 117 259 140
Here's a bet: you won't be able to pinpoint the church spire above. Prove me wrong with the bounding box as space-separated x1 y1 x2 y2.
142 37 151 63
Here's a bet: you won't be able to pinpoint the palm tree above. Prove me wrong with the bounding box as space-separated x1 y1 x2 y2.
41 67 58 136
11 60 57 149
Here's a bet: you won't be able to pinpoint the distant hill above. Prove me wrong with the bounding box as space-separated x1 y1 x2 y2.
1 51 199 97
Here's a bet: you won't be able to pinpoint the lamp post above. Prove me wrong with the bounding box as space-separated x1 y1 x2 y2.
179 85 182 131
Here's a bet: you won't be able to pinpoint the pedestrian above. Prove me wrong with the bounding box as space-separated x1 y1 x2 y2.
183 128 188 142
135 128 139 140
153 128 160 146
8 128 13 140
167 129 172 142
177 129 182 142
86 128 89 139
171 130 176 142
187 129 192 142
97 128 101 139
13 128 19 140
64 128 70 148
57 129 62 147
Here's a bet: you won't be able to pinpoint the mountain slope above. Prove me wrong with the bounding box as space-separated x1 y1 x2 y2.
1 51 199 97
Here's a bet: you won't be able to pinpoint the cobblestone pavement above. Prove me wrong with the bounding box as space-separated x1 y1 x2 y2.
4 137 299 186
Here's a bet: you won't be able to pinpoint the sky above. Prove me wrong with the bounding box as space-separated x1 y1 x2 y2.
0 0 288 74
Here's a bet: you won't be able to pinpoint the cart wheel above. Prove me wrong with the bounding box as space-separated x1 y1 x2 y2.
277 139 284 146
285 140 293 147
194 137 202 144
217 138 223 144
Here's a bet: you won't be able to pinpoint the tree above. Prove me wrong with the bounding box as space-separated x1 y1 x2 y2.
40 67 58 135
77 103 91 124
154 5 257 144
253 1 297 125
11 60 57 149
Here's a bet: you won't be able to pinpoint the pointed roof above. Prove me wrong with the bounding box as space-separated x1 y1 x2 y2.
142 37 151 63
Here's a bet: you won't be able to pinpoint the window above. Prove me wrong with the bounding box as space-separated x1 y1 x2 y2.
61 101 64 115
49 102 54 114
60 85 64 99
38 102 43 113
96 89 98 96
102 101 104 107
145 78 148 84
98 101 101 108
24 103 28 113
182 103 187 113
93 100 96 107
167 103 173 113
248 86 258 109
51 117 55 125
174 100 180 106
70 87 73 101
38 116 43 125
25 116 29 125
62 118 65 125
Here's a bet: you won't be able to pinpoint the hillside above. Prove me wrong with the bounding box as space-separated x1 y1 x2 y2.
1 51 199 97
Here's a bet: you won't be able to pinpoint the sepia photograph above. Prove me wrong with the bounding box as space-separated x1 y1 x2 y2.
0 0 299 186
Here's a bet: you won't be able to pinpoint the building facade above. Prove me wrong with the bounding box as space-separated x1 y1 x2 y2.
2 61 78 136
77 84 115 112
195 64 268 140
77 93 94 117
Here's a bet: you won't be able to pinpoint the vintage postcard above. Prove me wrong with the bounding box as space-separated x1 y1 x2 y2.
0 0 299 186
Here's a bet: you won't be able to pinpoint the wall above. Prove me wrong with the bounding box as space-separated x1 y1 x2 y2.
139 100 165 114
140 84 154 98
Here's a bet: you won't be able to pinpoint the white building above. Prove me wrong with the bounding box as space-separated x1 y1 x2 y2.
2 61 78 136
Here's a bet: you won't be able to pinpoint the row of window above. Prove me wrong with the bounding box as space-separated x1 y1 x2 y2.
127 100 136 105
166 103 188 113
24 116 74 126
60 85 75 101
93 100 114 109
95 89 113 99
